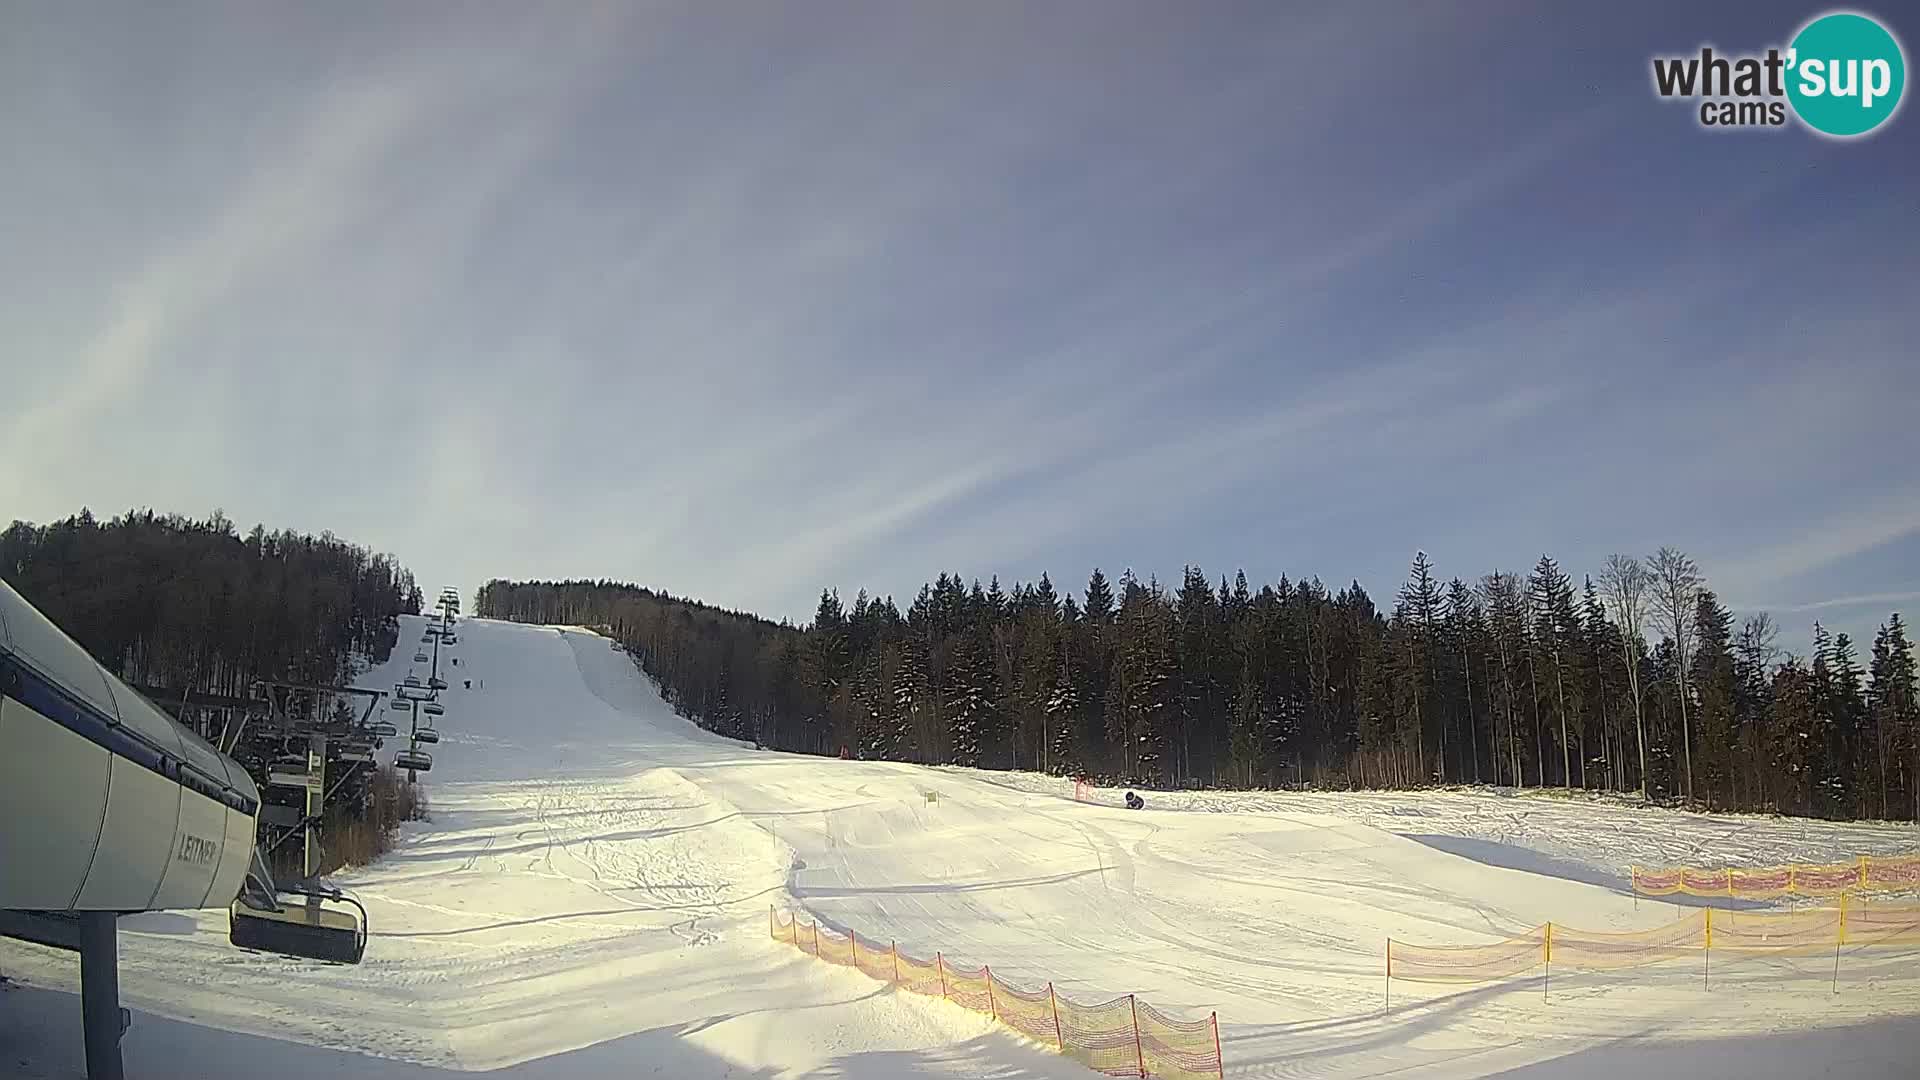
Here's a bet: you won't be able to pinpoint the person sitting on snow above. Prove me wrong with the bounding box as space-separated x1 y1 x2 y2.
1124 790 1144 810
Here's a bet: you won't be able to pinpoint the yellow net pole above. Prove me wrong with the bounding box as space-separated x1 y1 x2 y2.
892 940 900 985
1048 983 1063 1050
1703 907 1712 990
1544 923 1552 1001
985 964 998 1019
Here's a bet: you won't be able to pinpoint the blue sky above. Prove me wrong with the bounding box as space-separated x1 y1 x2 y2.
3 2 1915 652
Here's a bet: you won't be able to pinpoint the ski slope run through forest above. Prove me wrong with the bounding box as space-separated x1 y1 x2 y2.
4 615 1918 1079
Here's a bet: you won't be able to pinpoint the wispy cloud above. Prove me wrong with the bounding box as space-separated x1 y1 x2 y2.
0 71 441 503
1 3 1913 650
1711 494 1920 603
1748 592 1920 616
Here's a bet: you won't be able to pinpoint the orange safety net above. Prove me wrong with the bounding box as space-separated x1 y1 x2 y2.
1388 927 1546 984
851 930 896 983
1728 866 1795 897
1845 897 1920 946
769 908 1222 1079
987 973 1059 1045
1632 854 1920 898
894 948 945 998
1790 863 1862 895
1713 906 1842 955
1865 856 1920 891
1057 992 1152 1079
1137 999 1228 1080
816 924 854 966
1551 911 1706 971
1631 867 1686 896
943 960 994 1014
1387 902 1920 990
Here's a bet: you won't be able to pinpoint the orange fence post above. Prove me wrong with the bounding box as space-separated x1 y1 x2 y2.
811 921 820 956
1129 994 1145 1079
1048 983 1064 1050
1859 855 1869 889
892 941 900 985
851 932 858 967
1213 1011 1224 1079
937 952 947 1000
985 965 998 1019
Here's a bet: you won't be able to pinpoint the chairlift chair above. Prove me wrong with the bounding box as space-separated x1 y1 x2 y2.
423 702 444 716
413 728 440 745
428 677 447 690
404 675 421 686
413 652 428 662
369 721 399 738
395 748 433 772
229 848 368 964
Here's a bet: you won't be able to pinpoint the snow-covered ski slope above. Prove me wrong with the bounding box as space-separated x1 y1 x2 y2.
5 614 1919 1078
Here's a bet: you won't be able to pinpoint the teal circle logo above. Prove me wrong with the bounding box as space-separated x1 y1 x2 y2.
1786 11 1906 137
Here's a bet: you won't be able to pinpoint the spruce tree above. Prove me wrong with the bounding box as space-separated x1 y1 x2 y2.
1828 633 1866 817
1083 569 1114 624
1689 591 1737 807
1527 556 1576 787
1867 616 1917 819
1397 552 1442 779
1444 578 1483 784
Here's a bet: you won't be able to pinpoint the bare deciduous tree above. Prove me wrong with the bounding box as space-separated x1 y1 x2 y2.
1600 554 1651 796
1649 546 1703 802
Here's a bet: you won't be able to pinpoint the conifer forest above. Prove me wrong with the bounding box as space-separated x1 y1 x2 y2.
3 509 421 695
478 552 1919 823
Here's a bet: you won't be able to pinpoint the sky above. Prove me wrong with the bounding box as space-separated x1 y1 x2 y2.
3 1 1917 653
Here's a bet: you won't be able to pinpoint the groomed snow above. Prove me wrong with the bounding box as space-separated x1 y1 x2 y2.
5 614 1917 1078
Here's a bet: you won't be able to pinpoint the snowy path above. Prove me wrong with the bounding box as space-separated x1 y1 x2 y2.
5 614 1918 1078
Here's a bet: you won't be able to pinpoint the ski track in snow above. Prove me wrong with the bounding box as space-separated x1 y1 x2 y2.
4 615 1917 1079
